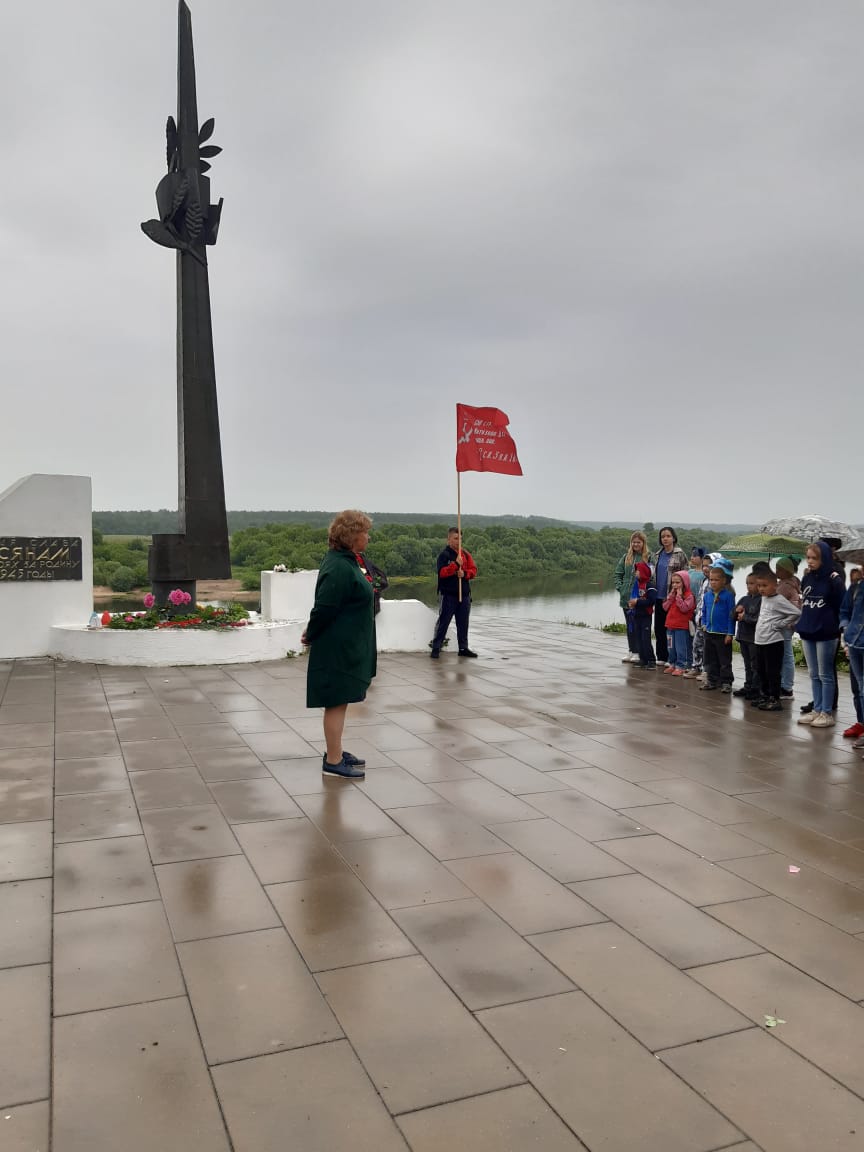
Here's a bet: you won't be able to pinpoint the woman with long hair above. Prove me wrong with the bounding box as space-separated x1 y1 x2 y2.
614 530 650 663
650 526 689 666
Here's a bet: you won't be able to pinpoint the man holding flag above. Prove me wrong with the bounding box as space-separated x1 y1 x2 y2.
430 528 478 659
429 404 522 660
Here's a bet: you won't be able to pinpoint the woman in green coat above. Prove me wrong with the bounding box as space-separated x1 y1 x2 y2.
302 510 377 779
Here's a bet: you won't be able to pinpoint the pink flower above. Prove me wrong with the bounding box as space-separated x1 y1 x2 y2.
124 616 134 623
168 589 187 607
143 593 155 609
183 591 193 605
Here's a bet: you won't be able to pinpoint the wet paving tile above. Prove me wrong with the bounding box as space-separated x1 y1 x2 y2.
222 709 288 733
445 852 606 935
520 789 650 841
393 898 574 1009
549 766 663 809
396 1083 587 1151
140 803 239 863
113 716 178 742
429 778 544 824
54 756 129 795
719 851 864 933
638 776 770 824
463 754 571 794
234 817 350 885
267 873 415 971
706 895 864 999
622 803 772 861
121 738 195 772
54 836 159 912
129 767 212 810
53 901 184 1014
337 835 472 909
54 791 141 843
730 788 864 843
189 745 269 780
176 723 248 751
388 746 479 781
0 821 53 882
570 874 763 968
267 756 338 794
156 856 280 942
355 766 441 808
55 730 121 760
0 878 51 968
0 964 50 1108
660 1027 864 1152
242 729 318 759
53 998 230 1152
0 1099 49 1152
726 818 864 889
318 954 522 1114
691 952 864 1099
490 818 633 882
479 991 741 1152
0 778 53 823
0 747 53 782
212 1041 407 1152
178 927 342 1064
207 778 303 823
601 834 765 906
528 922 750 1051
297 788 403 842
389 803 509 860
0 723 54 750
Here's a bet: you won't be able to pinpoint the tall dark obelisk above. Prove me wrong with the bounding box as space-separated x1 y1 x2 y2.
141 1 230 605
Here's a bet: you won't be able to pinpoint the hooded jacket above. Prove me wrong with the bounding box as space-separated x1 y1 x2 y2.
755 592 801 646
797 541 846 641
614 547 649 609
630 563 657 616
662 570 695 629
840 581 864 649
701 581 736 635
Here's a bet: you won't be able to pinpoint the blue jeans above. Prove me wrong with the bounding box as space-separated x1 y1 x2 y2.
781 629 795 692
848 647 864 725
800 638 838 713
667 629 692 670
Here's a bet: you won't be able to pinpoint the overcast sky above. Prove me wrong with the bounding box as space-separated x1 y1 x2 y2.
2 1 862 524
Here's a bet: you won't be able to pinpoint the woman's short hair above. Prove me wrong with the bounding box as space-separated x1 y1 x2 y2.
328 510 372 550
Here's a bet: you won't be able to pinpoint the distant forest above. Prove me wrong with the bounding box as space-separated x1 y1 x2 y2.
93 509 756 535
91 513 730 590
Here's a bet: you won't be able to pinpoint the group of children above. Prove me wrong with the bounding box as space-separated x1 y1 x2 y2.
624 545 863 725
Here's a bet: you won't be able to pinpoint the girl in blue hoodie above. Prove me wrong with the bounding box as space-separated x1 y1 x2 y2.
796 540 846 729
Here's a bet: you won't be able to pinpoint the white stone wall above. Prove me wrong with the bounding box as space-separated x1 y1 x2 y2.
51 621 303 667
261 570 437 652
0 474 93 658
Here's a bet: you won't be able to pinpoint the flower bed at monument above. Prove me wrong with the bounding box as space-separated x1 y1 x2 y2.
105 591 249 631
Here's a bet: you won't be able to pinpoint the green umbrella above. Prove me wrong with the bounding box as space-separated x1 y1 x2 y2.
719 533 808 558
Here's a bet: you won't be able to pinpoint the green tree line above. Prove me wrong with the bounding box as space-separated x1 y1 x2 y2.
230 523 729 586
92 522 729 592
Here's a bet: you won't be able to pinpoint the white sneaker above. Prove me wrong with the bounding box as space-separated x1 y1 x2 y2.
797 712 816 725
811 712 835 728
621 653 637 663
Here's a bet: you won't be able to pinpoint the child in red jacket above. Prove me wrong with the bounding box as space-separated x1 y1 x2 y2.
662 570 696 675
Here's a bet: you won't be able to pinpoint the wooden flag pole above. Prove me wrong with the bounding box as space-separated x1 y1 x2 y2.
456 471 463 602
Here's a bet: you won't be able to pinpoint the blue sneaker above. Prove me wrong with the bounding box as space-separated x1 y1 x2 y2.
343 751 366 767
322 754 365 779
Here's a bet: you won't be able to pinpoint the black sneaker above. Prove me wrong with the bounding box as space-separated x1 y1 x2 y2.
458 648 478 658
750 697 767 708
759 698 783 712
322 754 365 779
343 751 366 767
800 700 814 714
699 682 718 691
780 689 794 698
720 684 733 694
732 687 750 698
430 650 440 660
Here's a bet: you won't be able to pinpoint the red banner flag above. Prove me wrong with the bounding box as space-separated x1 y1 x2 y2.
455 404 523 475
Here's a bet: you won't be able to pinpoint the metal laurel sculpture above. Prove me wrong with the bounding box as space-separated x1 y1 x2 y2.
141 1 231 604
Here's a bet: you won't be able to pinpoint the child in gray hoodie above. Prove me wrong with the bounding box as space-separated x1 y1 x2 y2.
752 562 801 711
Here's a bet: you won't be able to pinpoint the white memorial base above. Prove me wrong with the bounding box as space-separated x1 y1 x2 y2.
51 618 304 667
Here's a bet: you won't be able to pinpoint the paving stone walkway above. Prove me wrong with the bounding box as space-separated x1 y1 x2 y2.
2 619 864 1151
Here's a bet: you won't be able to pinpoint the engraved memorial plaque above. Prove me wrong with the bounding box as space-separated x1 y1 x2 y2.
0 537 83 582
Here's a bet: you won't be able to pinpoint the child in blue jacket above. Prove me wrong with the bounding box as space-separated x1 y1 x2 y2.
701 557 736 692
